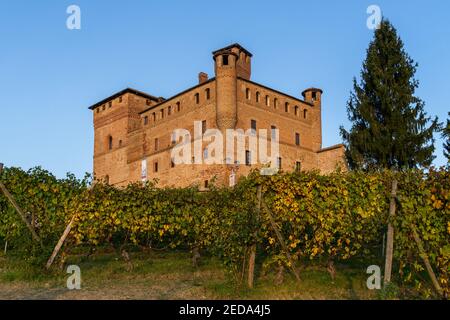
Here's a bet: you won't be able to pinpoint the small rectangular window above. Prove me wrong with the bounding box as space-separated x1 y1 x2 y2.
285 102 289 112
108 101 112 108
144 116 148 125
277 157 282 170
195 93 200 104
155 138 159 150
118 96 122 103
168 106 172 115
271 126 277 140
152 112 156 121
171 158 175 168
206 88 210 100
222 55 229 66
146 99 151 106
176 102 181 112
251 119 257 133
295 161 301 172
245 150 251 166
295 133 300 146
204 180 209 188
202 120 207 134
160 109 164 119
154 162 158 173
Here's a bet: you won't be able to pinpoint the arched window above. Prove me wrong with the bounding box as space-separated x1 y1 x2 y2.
246 88 251 100
205 88 210 100
303 109 307 119
256 91 260 103
265 95 270 106
294 106 299 116
108 136 113 150
195 93 200 104
274 98 278 109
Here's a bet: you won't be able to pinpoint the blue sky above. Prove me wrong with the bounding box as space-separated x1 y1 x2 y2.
0 0 448 178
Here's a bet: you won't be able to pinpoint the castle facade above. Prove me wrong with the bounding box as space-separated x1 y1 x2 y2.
90 44 345 188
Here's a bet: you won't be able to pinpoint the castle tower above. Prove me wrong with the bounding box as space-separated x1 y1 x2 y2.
90 88 160 184
213 44 252 130
302 88 323 151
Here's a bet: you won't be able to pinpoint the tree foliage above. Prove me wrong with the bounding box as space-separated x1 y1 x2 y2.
340 20 439 170
443 112 450 161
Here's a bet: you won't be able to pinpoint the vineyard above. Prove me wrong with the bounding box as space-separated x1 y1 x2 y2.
0 166 448 299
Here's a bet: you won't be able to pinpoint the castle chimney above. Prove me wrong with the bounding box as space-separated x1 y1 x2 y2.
198 72 208 84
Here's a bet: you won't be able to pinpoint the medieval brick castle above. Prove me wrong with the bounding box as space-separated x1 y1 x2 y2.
89 44 345 188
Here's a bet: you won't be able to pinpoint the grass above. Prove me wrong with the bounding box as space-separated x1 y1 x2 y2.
0 249 390 300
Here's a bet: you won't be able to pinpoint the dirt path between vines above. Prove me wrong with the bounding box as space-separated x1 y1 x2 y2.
0 278 217 300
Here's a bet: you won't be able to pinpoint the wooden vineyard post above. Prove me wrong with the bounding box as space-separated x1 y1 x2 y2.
0 163 43 247
261 198 301 282
248 185 262 289
46 215 76 269
411 226 444 298
384 178 397 285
